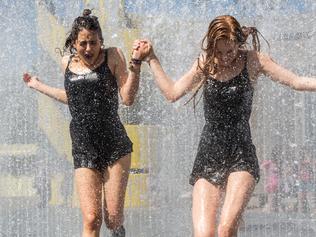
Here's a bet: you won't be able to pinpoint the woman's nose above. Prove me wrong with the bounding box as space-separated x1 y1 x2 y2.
86 44 92 51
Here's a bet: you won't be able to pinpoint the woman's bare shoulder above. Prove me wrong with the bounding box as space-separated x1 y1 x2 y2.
107 47 122 56
61 55 72 74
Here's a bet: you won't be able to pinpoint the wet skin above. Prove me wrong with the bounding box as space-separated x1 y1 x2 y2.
73 29 103 68
214 39 240 68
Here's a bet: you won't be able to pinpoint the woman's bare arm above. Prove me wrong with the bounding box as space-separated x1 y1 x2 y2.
110 47 141 106
23 72 68 104
255 51 316 91
22 56 69 104
147 49 203 103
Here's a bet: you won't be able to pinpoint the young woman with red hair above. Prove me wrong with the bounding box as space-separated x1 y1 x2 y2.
142 15 316 237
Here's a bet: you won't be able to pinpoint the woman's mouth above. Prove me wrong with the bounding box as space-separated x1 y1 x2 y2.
84 53 93 60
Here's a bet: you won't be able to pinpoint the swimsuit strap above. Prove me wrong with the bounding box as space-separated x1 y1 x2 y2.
65 54 75 71
104 48 108 65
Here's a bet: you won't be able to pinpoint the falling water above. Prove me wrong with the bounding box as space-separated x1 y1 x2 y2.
0 0 315 236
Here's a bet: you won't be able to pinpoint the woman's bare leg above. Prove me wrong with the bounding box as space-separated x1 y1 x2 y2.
192 178 222 237
103 154 131 233
75 168 103 237
218 171 255 237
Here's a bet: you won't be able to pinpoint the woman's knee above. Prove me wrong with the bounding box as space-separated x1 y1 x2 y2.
83 212 102 231
217 222 237 237
194 224 216 237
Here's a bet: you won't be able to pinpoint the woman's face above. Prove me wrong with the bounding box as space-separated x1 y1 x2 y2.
214 39 239 67
73 28 102 66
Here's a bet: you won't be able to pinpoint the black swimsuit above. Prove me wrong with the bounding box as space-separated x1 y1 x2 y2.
64 49 133 172
189 55 260 186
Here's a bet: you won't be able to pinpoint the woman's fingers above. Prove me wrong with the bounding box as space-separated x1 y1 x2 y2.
131 39 153 60
23 73 31 83
131 49 141 60
134 39 151 48
132 39 141 50
139 39 150 43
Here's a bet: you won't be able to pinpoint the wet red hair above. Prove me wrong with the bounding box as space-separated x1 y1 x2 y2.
188 15 263 108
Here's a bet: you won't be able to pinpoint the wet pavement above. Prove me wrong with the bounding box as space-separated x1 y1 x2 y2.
1 197 316 237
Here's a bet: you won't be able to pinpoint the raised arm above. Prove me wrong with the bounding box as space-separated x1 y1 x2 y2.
254 51 316 91
145 42 203 103
110 42 149 106
23 56 69 104
110 47 139 106
23 73 68 104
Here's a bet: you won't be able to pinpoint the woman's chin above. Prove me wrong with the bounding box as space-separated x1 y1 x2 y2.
82 58 95 66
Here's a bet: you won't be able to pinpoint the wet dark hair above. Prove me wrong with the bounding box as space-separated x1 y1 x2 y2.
63 9 104 54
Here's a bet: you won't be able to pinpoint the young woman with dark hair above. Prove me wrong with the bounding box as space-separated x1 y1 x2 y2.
23 9 150 237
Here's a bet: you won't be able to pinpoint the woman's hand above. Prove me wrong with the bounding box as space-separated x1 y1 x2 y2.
131 39 153 61
140 39 157 63
22 72 68 103
23 73 40 89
